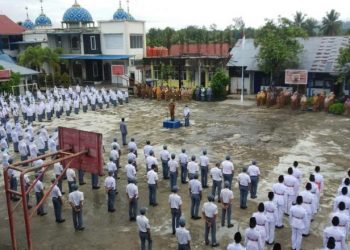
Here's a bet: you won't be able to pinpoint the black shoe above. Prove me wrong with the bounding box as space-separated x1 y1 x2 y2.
172 231 175 235
61 192 66 195
40 212 47 216
78 227 85 231
57 219 66 223
109 209 116 213
27 205 32 209
92 186 100 190
79 182 86 185
302 234 309 237
152 203 158 207
194 216 201 220
211 243 219 247
12 198 20 202
205 241 210 246
227 224 234 228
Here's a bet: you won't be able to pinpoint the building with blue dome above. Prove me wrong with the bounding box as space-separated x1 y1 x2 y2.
22 7 34 30
62 0 94 28
113 1 135 21
34 0 52 28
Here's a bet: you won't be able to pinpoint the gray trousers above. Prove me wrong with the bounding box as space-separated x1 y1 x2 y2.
200 166 208 187
170 171 177 190
139 231 152 250
171 208 181 234
129 198 138 219
221 204 232 226
35 192 44 215
72 207 83 230
212 180 222 200
52 197 62 221
190 194 200 217
223 174 233 190
107 190 116 210
178 244 190 250
205 217 217 244
250 176 259 198
122 133 127 145
148 184 157 205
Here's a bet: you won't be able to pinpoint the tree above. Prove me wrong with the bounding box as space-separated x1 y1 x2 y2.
211 69 229 99
294 11 307 27
19 46 62 85
337 42 350 92
0 65 21 94
303 18 319 36
321 9 342 36
254 18 307 84
163 27 175 51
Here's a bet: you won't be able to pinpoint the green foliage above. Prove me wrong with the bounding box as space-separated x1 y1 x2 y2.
254 18 307 84
336 42 350 86
61 73 70 87
160 64 174 83
329 103 345 115
321 9 343 36
211 69 229 99
0 71 21 94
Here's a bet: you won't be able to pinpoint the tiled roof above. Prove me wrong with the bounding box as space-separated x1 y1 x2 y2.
169 43 230 57
227 36 350 73
0 15 25 35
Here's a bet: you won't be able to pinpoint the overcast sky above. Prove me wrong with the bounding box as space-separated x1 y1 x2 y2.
0 0 349 30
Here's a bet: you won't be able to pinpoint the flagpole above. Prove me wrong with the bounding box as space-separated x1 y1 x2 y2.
241 65 244 102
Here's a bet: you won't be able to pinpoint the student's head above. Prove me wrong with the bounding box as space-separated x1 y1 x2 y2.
293 161 298 167
109 157 114 162
331 216 340 226
171 153 175 160
163 145 167 150
305 182 312 191
207 194 214 202
131 138 135 142
203 150 207 155
344 178 350 186
182 148 186 153
268 191 274 201
288 167 293 175
338 202 345 211
272 243 282 250
172 186 178 193
341 186 348 195
309 174 315 182
194 173 199 179
113 138 117 142
108 171 113 176
278 175 284 183
252 160 257 165
179 217 186 227
128 158 133 164
226 155 230 161
191 155 196 161
249 217 257 228
327 237 335 249
151 164 156 170
149 150 154 156
258 202 265 212
315 166 320 173
113 145 117 150
234 232 242 244
121 118 125 122
140 207 147 215
146 140 150 145
296 196 303 205
224 181 230 189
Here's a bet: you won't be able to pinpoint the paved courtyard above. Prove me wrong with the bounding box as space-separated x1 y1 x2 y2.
1 97 350 249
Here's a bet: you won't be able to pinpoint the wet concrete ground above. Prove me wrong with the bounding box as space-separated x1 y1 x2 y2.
1 98 350 250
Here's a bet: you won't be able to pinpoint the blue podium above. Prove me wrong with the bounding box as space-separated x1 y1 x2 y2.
163 119 182 129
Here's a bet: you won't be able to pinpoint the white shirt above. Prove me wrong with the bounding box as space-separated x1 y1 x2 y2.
247 164 260 177
66 168 76 182
202 202 218 218
143 145 153 157
126 183 138 199
210 167 222 181
237 172 251 186
293 167 302 183
289 204 308 229
178 153 188 165
323 226 346 250
169 193 182 209
189 179 202 194
227 243 246 250
68 190 84 206
220 188 234 204
54 163 63 175
168 159 178 172
128 141 137 151
147 170 158 184
51 185 62 198
110 149 119 160
125 164 136 179
107 161 117 173
136 215 150 233
221 160 234 175
176 227 191 245
160 150 170 161
187 161 199 174
199 155 209 167
272 182 287 206
183 107 190 117
104 176 116 190
34 180 44 193
146 156 158 170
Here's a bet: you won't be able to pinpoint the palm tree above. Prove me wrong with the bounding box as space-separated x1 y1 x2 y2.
303 18 319 36
294 11 307 27
18 46 43 71
321 9 343 36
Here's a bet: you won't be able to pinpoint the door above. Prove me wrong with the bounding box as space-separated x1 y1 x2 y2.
129 72 135 87
103 63 111 82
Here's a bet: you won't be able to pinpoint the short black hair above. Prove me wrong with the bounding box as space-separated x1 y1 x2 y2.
305 182 312 190
268 192 274 200
315 166 320 172
249 217 256 228
288 167 293 175
331 216 339 226
234 232 242 243
293 161 298 167
258 203 265 212
296 196 303 205
338 202 345 211
272 243 282 250
278 175 284 183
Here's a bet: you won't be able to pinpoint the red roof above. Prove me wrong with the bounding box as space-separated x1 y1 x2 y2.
0 15 25 35
169 43 230 57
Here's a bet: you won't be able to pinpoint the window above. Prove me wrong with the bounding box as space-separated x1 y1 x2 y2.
93 62 98 77
104 34 123 49
56 36 62 48
0 37 9 50
90 36 96 50
71 36 79 49
130 34 143 49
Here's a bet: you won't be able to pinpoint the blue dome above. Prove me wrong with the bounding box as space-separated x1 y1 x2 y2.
113 7 134 21
23 19 34 30
35 14 52 27
63 3 93 23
